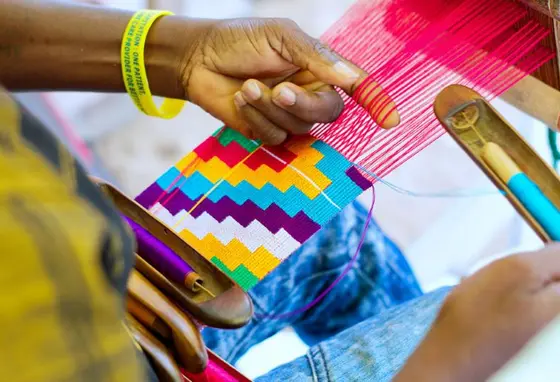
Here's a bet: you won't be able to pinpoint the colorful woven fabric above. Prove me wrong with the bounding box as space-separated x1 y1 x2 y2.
136 127 370 290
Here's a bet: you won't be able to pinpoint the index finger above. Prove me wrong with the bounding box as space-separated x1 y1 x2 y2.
310 53 400 129
291 38 400 128
279 26 400 128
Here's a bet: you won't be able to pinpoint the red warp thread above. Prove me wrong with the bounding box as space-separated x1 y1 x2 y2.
312 0 554 181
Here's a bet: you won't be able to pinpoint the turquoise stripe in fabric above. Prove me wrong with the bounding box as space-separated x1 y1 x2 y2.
155 166 340 224
207 181 340 225
313 141 365 207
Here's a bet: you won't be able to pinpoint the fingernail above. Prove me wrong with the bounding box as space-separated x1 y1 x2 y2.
234 92 247 108
243 81 262 101
334 61 359 80
275 87 296 106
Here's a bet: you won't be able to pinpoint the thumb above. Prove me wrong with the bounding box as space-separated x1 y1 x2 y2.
284 30 400 128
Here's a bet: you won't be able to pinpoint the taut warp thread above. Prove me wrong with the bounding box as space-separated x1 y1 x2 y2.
313 0 554 180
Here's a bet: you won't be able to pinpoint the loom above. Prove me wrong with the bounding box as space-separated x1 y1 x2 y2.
95 84 559 381
500 0 560 130
92 1 560 381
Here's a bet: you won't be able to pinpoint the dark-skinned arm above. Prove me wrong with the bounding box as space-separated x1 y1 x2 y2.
0 0 209 99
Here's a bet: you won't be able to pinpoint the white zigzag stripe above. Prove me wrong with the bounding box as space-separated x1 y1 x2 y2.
151 203 300 260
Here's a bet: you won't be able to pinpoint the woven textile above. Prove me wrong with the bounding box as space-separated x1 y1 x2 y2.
136 127 370 290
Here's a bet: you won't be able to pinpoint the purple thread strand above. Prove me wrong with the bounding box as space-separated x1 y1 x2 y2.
123 215 195 285
256 185 376 320
165 193 321 243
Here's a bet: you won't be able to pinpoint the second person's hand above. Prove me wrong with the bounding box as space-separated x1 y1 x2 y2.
394 244 560 382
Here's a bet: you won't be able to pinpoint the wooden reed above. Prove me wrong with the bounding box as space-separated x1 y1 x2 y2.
501 75 560 131
517 0 560 19
516 1 560 90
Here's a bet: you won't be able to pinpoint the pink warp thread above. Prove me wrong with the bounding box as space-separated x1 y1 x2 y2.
311 0 554 181
153 0 554 216
182 351 252 382
152 0 553 327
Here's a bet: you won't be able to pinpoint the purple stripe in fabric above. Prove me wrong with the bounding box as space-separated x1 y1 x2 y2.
163 192 320 243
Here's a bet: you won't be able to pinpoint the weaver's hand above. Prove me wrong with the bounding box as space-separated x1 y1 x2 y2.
180 18 399 145
395 244 560 382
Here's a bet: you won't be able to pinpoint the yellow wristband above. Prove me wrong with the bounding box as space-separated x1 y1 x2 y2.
121 10 185 119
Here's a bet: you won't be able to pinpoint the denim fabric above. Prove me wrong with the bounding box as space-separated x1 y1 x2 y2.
257 288 449 381
202 201 450 381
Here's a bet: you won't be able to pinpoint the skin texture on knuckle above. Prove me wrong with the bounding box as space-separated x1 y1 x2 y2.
265 19 330 68
273 18 299 30
310 39 337 64
492 255 537 286
306 97 342 123
261 130 286 146
249 119 287 145
262 19 294 63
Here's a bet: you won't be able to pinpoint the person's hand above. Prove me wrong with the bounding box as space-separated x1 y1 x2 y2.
395 244 560 382
178 18 399 145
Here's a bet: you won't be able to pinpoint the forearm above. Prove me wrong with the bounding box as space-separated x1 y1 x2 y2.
0 0 204 99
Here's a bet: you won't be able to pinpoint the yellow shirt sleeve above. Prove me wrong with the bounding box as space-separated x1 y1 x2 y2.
0 89 145 381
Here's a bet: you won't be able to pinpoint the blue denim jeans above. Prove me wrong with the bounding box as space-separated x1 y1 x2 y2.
202 201 451 381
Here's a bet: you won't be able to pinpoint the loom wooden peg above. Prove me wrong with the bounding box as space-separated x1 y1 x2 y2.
135 254 251 329
128 270 208 373
127 295 172 340
89 176 253 329
126 314 183 382
433 84 560 242
514 1 560 92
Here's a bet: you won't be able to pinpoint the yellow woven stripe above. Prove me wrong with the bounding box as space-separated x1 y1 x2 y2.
178 230 280 279
193 156 232 183
176 151 202 174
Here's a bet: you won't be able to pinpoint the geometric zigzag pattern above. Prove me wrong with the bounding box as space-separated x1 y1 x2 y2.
136 127 370 290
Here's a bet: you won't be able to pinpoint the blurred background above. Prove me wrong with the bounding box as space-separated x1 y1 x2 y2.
23 0 556 378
